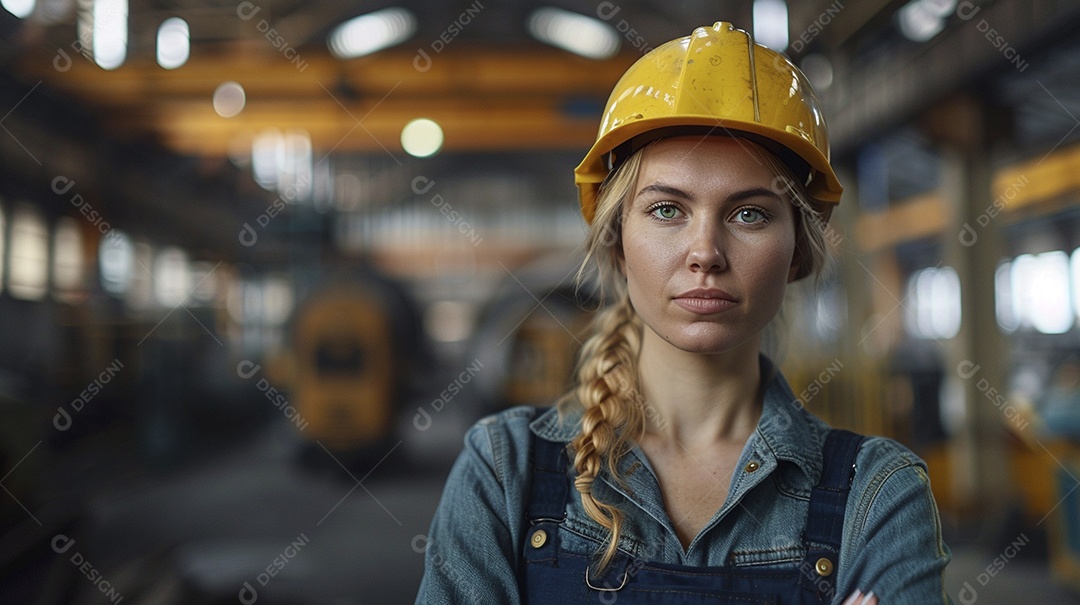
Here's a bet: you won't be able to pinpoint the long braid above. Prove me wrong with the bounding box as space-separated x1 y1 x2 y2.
555 147 648 572
566 291 644 571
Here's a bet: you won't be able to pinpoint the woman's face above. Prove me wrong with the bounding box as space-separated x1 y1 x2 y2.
619 136 798 355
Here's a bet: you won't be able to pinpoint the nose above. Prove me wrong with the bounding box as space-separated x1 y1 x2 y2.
685 219 727 273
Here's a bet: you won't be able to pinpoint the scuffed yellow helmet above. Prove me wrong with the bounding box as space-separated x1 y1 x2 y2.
574 22 842 223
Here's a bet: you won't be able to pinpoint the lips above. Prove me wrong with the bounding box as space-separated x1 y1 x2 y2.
673 288 738 315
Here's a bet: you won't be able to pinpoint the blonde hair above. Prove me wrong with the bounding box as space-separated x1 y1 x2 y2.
560 137 831 571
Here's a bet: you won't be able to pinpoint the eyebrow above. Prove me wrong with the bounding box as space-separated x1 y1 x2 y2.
635 183 783 203
636 183 690 199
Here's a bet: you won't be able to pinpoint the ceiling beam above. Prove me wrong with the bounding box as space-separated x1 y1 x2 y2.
18 42 634 156
829 0 1080 155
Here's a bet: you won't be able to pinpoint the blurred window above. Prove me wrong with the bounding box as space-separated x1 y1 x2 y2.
1012 251 1072 335
188 261 219 306
52 216 85 301
227 275 294 353
99 229 134 296
153 246 191 307
127 240 155 310
904 266 961 339
8 204 49 301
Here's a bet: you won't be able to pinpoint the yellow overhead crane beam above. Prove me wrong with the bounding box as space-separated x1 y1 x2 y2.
856 141 1080 253
18 41 636 157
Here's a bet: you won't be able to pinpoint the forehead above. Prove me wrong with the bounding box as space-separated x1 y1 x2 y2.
637 136 778 187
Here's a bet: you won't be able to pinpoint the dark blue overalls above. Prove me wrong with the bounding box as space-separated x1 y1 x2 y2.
522 429 865 604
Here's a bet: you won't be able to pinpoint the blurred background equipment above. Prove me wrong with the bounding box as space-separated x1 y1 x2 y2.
466 254 595 412
0 0 1079 603
282 269 432 463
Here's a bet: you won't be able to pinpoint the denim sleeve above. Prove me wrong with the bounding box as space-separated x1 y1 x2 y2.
836 437 954 604
415 409 534 605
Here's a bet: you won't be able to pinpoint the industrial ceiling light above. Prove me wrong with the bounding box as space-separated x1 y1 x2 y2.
527 7 619 60
328 7 416 59
401 118 444 158
753 0 789 52
213 82 246 118
93 0 128 70
157 17 189 69
1 0 33 19
897 0 956 42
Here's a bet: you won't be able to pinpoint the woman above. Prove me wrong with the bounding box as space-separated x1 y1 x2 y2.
417 22 952 604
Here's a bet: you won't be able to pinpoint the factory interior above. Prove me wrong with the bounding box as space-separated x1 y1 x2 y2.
2 0 1080 602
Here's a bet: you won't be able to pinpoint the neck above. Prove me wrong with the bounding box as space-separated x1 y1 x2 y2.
637 330 764 450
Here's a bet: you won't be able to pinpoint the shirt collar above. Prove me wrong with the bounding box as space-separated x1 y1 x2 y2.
752 354 828 483
530 401 582 442
529 354 828 483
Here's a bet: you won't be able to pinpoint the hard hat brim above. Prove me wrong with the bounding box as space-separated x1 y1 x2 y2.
574 116 843 224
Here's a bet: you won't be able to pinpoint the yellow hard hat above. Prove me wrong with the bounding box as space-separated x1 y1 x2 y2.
574 22 843 223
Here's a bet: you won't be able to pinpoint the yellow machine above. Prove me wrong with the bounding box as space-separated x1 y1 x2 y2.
289 284 399 453
502 301 592 408
469 257 595 411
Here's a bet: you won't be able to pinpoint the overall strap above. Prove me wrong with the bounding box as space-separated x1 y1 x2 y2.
799 428 865 601
524 428 633 601
527 434 570 521
522 428 574 601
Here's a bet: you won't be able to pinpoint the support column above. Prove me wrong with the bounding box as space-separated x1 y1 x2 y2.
926 95 1011 526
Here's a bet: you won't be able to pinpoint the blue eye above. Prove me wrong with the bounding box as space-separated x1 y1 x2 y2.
735 208 767 224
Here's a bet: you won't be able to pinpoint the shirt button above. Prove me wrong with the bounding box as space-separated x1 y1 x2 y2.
744 460 760 473
815 557 834 577
530 529 548 549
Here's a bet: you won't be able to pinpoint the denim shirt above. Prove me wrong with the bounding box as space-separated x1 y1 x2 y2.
416 359 953 604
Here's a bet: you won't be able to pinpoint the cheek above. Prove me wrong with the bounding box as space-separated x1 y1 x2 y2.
621 229 671 293
626 226 670 258
730 232 796 285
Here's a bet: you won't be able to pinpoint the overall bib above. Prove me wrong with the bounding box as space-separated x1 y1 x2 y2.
522 429 865 604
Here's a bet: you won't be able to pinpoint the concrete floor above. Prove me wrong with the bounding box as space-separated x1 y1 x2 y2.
73 416 457 604
7 408 1080 604
944 548 1080 605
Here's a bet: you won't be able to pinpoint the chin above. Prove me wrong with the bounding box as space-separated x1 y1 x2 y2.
655 326 761 356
